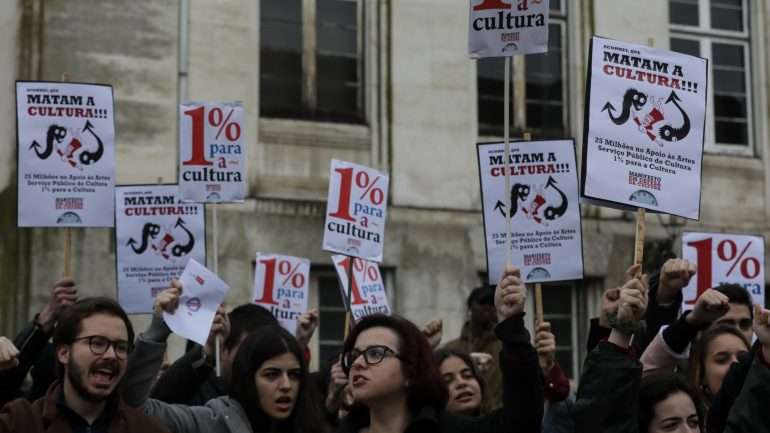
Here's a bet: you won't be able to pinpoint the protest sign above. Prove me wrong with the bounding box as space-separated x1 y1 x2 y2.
323 160 389 262
681 232 764 311
163 259 230 346
581 36 707 219
477 140 583 284
468 0 549 58
253 253 310 334
331 255 391 321
115 184 206 314
16 81 115 227
179 102 245 202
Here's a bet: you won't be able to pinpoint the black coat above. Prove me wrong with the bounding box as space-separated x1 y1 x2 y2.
335 314 543 433
574 341 641 433
150 345 227 406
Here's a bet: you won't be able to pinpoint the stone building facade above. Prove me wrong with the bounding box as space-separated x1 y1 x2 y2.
0 0 768 377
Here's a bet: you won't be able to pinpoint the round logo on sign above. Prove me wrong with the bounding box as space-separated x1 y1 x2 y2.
185 296 202 312
629 190 658 206
527 267 551 280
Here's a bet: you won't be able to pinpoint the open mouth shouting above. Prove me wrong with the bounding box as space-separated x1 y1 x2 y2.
274 395 294 413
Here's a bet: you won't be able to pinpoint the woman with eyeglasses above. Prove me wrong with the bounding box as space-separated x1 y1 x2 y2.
334 266 543 433
120 284 326 433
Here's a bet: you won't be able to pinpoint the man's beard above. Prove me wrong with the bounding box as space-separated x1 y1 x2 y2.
66 354 121 403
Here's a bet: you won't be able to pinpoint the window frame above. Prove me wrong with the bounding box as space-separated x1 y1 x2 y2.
669 0 755 155
476 3 569 140
259 0 367 124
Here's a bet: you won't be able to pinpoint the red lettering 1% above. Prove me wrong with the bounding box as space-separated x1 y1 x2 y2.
686 238 761 304
330 168 385 222
255 258 305 305
183 106 242 166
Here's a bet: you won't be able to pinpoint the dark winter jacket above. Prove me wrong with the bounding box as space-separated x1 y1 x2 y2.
721 348 770 433
707 343 757 433
0 382 170 433
0 319 56 407
336 314 544 433
574 341 641 433
150 344 227 406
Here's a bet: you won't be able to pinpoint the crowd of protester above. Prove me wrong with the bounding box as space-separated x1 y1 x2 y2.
0 256 768 433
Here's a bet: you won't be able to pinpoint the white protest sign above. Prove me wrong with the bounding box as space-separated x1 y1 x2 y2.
477 140 583 284
681 232 764 312
163 259 230 346
179 102 245 202
115 185 206 314
323 160 389 262
253 253 310 335
331 255 391 321
582 36 707 219
468 0 549 58
16 81 115 227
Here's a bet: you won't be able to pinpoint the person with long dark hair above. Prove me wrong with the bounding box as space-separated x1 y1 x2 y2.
687 324 749 411
434 349 485 416
335 266 543 433
120 284 325 433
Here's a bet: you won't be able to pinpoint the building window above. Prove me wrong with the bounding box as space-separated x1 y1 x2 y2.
669 0 753 154
260 0 364 123
316 274 347 373
476 2 567 138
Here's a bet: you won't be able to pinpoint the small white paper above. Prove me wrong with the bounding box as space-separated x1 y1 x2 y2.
163 259 230 346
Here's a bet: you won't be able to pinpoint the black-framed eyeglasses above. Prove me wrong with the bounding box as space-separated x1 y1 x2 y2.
73 335 132 359
342 345 408 371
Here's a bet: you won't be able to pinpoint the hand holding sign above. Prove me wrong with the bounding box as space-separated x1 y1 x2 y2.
494 266 526 320
204 305 230 358
616 276 648 324
162 259 230 346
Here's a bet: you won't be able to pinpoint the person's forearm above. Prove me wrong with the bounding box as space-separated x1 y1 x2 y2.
609 329 632 349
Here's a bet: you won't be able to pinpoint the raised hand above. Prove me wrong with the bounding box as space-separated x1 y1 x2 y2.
535 321 556 372
154 279 182 317
0 337 19 371
685 289 729 327
295 309 319 349
599 287 621 328
421 318 443 350
470 352 495 374
204 304 230 357
616 276 649 325
494 266 526 320
37 277 78 333
658 258 696 304
752 305 770 357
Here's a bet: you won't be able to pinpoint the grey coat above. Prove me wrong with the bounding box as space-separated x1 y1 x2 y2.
120 334 254 433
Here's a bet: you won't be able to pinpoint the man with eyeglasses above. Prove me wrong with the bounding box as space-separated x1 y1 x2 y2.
0 297 170 433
